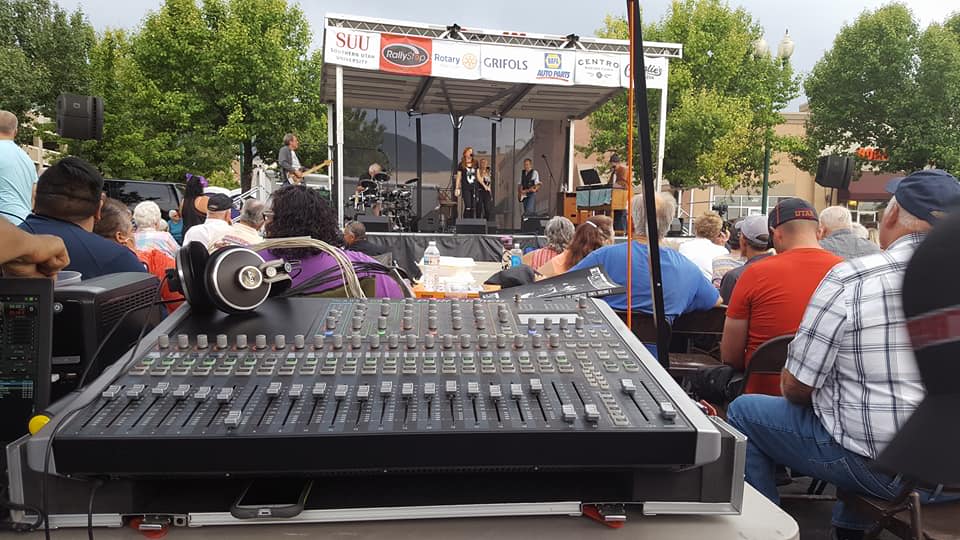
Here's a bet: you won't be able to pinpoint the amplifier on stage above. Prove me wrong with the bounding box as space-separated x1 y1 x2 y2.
521 215 549 234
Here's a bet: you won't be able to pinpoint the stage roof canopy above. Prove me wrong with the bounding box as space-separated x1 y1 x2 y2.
320 14 682 120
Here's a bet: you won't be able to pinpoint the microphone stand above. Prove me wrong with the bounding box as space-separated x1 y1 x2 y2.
541 154 558 193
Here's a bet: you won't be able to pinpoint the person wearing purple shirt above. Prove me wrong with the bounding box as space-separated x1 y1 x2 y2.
259 185 403 299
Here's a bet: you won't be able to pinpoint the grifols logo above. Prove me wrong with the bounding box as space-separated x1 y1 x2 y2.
383 43 429 68
335 31 370 51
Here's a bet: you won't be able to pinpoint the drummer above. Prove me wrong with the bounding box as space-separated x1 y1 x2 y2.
355 163 385 216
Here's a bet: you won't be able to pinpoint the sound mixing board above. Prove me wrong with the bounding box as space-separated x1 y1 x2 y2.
37 296 721 478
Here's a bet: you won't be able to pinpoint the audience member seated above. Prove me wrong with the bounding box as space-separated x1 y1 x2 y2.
570 194 719 352
133 201 180 259
95 198 182 310
167 209 184 244
19 157 144 279
261 185 403 298
216 198 265 247
0 216 69 277
818 205 881 259
718 215 772 304
182 193 234 250
342 221 386 257
720 198 842 395
711 219 745 287
538 216 613 278
179 173 208 235
726 170 960 540
679 211 729 280
523 216 574 269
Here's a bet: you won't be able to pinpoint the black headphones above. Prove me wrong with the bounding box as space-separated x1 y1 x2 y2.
169 243 292 314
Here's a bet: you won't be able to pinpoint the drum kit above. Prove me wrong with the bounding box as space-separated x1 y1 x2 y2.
348 172 419 231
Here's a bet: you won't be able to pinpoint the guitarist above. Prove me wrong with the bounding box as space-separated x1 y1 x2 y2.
517 158 541 216
278 133 308 185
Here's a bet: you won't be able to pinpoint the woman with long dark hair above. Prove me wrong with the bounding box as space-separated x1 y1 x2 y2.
454 146 479 219
261 185 404 298
537 215 614 278
179 173 209 235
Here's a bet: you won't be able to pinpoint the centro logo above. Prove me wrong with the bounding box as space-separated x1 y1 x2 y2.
383 43 429 67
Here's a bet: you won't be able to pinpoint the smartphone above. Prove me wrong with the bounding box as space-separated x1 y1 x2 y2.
231 478 313 519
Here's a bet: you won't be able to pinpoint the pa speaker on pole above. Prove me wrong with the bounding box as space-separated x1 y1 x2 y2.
815 155 855 190
56 94 104 141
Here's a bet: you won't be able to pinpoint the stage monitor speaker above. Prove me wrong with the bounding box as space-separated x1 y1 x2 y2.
56 94 104 141
815 155 855 189
455 218 487 234
521 215 549 235
358 215 390 233
418 210 442 233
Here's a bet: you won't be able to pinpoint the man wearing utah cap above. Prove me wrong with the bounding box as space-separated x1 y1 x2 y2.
727 170 960 539
720 198 842 395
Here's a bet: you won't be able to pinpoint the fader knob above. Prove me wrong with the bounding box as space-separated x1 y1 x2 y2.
460 334 471 349
388 334 399 349
406 334 417 349
351 334 362 349
196 334 209 349
332 334 343 349
513 335 525 349
584 404 600 423
531 334 542 348
293 334 305 350
255 334 267 350
274 335 286 349
478 334 489 349
496 334 507 349
549 333 560 348
236 335 248 349
442 334 454 349
157 334 170 349
313 335 324 349
177 334 190 349
561 403 577 423
370 334 381 349
216 334 228 350
326 315 336 330
424 334 435 349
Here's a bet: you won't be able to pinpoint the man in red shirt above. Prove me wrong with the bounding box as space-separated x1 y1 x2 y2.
720 198 842 395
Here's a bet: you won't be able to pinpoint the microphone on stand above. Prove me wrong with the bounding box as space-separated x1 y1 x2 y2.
541 153 558 194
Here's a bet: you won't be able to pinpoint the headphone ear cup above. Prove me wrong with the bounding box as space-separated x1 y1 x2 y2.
205 246 274 314
175 242 213 311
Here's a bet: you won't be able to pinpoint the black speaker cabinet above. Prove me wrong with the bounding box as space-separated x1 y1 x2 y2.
521 215 549 234
56 94 104 141
455 218 487 234
418 210 442 233
357 215 390 233
815 155 855 189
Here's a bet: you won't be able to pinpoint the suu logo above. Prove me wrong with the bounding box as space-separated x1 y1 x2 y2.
335 32 370 51
382 43 429 67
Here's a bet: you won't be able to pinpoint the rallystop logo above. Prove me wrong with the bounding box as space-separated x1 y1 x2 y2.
379 34 432 76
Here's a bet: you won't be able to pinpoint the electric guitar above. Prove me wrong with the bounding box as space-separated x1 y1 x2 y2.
517 183 540 203
287 159 333 183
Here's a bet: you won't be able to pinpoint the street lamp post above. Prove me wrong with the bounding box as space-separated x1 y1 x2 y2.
753 31 794 214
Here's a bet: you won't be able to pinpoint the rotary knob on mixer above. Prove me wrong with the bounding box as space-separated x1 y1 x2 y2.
351 334 362 349
406 334 417 349
460 334 471 349
157 334 170 349
477 334 489 349
293 334 305 350
235 334 248 349
424 334 435 349
496 334 507 349
476 316 486 329
370 334 381 349
442 334 454 349
177 334 190 349
452 316 463 331
575 316 585 330
531 334 542 348
196 334 209 349
274 335 286 349
403 316 413 330
332 334 344 350
388 334 399 349
216 334 228 350
428 316 438 331
255 334 267 350
549 333 560 348
352 316 363 331
381 303 391 316
326 315 336 330
313 334 324 349
513 335 525 349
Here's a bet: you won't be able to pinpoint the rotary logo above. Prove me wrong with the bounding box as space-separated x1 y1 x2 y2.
462 52 478 70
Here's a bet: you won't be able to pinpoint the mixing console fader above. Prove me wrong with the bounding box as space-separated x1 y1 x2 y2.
40 297 720 477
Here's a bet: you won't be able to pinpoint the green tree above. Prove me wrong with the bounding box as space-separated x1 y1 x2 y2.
0 0 95 138
799 4 960 174
583 0 799 190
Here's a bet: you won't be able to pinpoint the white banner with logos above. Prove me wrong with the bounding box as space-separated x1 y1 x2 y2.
478 44 575 86
622 56 669 90
324 26 380 70
574 52 627 88
431 40 481 80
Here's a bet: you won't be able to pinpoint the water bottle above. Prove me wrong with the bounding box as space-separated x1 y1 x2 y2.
423 241 441 290
510 244 523 268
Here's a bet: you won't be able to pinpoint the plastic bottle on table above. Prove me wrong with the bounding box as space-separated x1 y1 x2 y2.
510 244 523 267
423 241 441 290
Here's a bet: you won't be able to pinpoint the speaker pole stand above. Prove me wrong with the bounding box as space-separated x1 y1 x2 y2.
760 128 771 214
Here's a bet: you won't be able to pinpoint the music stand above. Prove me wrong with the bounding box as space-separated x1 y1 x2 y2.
579 168 602 186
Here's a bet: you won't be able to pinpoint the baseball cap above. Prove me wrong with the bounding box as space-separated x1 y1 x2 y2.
206 193 234 212
875 211 960 485
768 198 818 229
739 214 770 248
885 169 960 225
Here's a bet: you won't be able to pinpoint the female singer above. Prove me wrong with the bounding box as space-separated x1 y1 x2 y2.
454 147 479 219
477 158 493 220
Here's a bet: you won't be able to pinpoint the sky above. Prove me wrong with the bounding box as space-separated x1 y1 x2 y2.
57 0 958 111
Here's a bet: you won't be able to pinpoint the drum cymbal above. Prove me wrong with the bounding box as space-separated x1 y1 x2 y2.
404 177 421 185
374 172 391 183
359 179 378 191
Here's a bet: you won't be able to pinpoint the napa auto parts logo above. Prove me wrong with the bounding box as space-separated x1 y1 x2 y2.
536 52 571 82
379 34 432 75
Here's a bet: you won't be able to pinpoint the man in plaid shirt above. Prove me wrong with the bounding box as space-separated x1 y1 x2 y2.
727 169 960 540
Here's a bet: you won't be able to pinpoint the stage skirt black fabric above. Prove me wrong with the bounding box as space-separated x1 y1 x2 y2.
365 233 548 279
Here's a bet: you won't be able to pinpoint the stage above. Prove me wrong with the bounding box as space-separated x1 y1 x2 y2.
366 232 548 277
